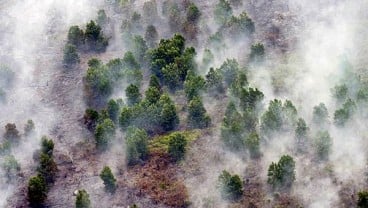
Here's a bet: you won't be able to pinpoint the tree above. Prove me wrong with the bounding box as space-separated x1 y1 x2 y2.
85 20 108 52
221 101 244 150
107 99 119 122
125 127 149 165
230 71 248 97
249 43 265 62
2 155 20 182
295 118 309 153
244 132 261 159
187 96 211 129
97 9 107 26
84 108 99 131
334 98 356 127
184 71 206 101
41 136 54 156
332 84 348 103
76 189 91 208
63 44 80 67
160 99 179 131
132 35 148 63
202 49 214 68
145 25 158 48
267 155 296 190
312 103 329 128
67 26 84 47
219 59 239 87
145 87 161 104
28 175 47 207
314 131 332 160
224 12 255 38
149 75 161 91
260 99 283 136
358 191 368 208
38 152 57 184
125 84 141 106
168 133 187 161
100 166 117 193
239 87 264 111
214 0 233 25
24 119 35 137
4 123 20 143
95 119 115 150
186 3 201 23
205 67 224 95
218 170 243 201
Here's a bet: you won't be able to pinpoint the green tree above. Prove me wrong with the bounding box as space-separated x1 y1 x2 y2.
244 132 261 159
249 43 265 62
358 191 368 208
149 75 161 91
219 59 239 87
145 25 158 48
28 175 47 207
225 12 255 38
160 96 179 131
85 20 108 52
184 71 206 101
125 127 148 165
334 98 356 127
260 99 283 136
100 166 117 193
132 35 148 63
85 59 112 105
168 133 187 161
221 101 244 150
63 44 80 67
186 3 201 23
218 170 243 201
38 153 57 184
205 67 224 95
125 84 141 106
239 87 264 111
76 189 91 208
295 118 309 153
4 123 20 143
95 119 115 150
97 9 107 26
267 155 296 190
187 96 211 129
202 49 214 68
41 136 54 156
312 103 329 128
145 86 161 104
67 26 84 47
214 0 233 25
84 108 99 131
24 119 35 137
332 84 348 103
314 131 332 160
107 99 120 122
2 154 20 182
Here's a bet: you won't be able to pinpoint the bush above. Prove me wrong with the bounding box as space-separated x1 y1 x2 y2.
67 26 84 47
38 153 57 184
28 175 47 207
63 44 79 67
218 170 243 201
83 108 99 131
100 166 117 193
41 136 54 156
2 155 20 182
4 123 20 143
186 3 201 23
168 133 187 161
76 189 91 208
249 43 265 62
125 127 148 165
267 155 296 190
244 132 261 159
24 119 35 137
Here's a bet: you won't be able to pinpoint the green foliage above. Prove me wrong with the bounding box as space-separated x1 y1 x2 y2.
239 87 264 111
132 35 148 63
332 84 348 103
214 0 233 25
267 155 296 190
186 3 201 23
2 155 20 181
219 59 239 87
205 67 224 95
67 26 84 46
85 59 112 105
41 136 54 156
225 12 255 38
168 133 187 161
125 127 149 165
230 71 248 97
358 191 368 208
28 175 47 207
187 96 211 129
149 75 161 90
85 20 108 52
334 98 356 127
249 43 265 62
184 71 206 101
314 131 332 160
244 132 261 159
107 99 120 122
38 153 57 184
126 84 141 106
312 103 329 128
202 49 214 68
295 118 309 153
24 119 35 137
145 87 161 105
100 166 117 193
4 123 20 143
261 99 298 137
63 44 79 67
160 97 179 131
218 170 243 201
0 141 11 156
76 189 91 208
221 102 244 150
95 119 115 150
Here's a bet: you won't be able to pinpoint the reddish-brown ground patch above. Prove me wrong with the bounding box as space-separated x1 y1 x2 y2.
130 152 189 207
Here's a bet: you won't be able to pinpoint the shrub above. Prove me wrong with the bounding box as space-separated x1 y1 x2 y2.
100 166 117 193
76 189 91 208
218 170 243 201
28 175 47 207
267 155 296 190
168 133 187 161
